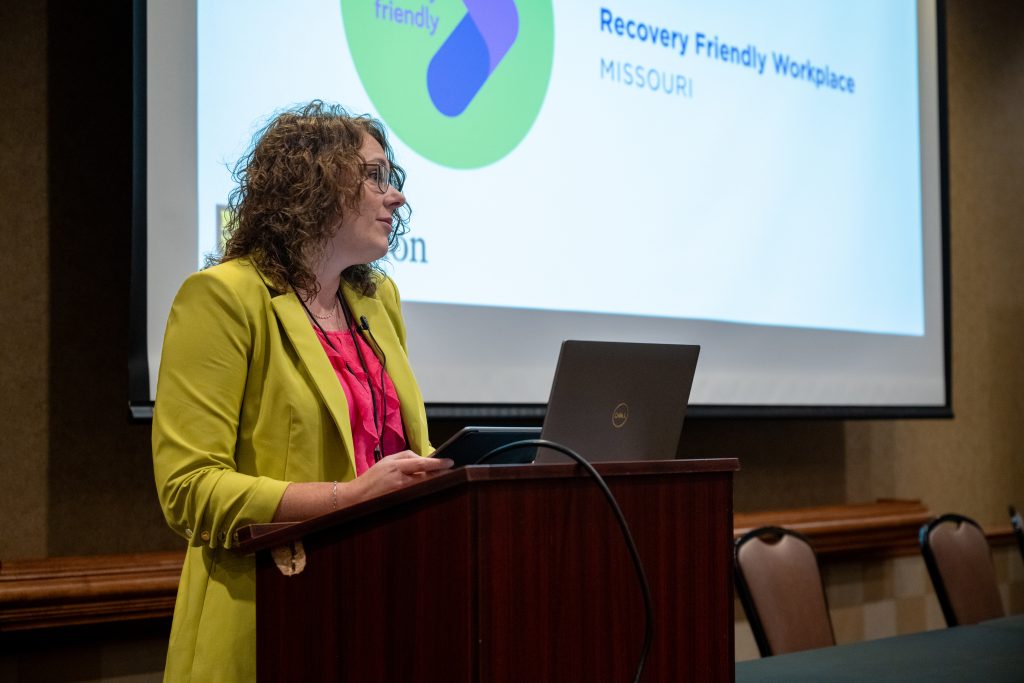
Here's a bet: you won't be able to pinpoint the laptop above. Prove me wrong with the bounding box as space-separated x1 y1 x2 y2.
433 340 699 466
535 340 700 464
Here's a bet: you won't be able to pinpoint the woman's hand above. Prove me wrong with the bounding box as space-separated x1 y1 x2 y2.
350 451 454 502
273 452 453 522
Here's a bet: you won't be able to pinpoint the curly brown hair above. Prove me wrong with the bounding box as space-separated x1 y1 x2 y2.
216 100 409 297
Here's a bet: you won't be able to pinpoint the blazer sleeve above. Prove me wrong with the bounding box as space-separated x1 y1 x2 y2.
152 269 290 548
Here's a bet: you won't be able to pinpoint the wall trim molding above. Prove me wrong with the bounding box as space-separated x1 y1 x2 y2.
1 501 1016 631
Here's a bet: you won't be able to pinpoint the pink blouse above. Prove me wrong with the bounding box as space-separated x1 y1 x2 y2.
313 326 406 475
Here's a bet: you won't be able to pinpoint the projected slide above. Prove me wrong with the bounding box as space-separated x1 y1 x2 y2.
197 0 923 337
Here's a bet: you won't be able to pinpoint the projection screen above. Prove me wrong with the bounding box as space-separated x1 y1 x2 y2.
131 0 950 418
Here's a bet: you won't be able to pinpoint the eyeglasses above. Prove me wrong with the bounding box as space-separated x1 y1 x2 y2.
363 162 403 194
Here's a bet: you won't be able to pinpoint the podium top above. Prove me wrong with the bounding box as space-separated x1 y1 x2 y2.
235 458 738 554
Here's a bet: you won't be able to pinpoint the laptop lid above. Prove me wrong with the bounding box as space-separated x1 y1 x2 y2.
537 340 700 464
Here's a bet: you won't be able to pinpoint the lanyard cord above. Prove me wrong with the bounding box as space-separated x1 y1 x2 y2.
300 292 387 462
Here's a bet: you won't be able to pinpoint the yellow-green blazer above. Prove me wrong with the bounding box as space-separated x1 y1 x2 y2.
152 258 431 681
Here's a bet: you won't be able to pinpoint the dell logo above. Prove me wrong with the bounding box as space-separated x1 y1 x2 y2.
612 402 629 428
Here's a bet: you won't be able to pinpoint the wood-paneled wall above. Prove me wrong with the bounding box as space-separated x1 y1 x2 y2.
1 0 50 561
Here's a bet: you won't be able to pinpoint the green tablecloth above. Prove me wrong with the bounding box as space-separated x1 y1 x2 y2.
735 615 1024 683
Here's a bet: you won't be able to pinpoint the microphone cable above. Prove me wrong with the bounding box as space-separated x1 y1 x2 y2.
336 298 383 462
352 312 389 457
475 439 653 683
301 293 388 462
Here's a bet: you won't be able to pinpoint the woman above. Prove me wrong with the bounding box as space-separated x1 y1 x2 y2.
152 101 451 681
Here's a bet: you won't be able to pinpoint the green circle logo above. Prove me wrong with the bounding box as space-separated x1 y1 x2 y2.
341 0 554 169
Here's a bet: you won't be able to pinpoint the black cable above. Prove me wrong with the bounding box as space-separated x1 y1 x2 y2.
299 294 386 462
336 296 385 461
358 314 389 456
475 439 653 683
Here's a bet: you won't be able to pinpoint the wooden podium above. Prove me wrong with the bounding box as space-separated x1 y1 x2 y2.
238 459 738 682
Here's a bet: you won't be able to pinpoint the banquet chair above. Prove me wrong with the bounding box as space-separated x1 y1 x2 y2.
919 513 1004 626
734 526 835 657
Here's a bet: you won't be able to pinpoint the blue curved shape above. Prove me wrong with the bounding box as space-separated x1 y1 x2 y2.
465 0 519 72
427 15 491 117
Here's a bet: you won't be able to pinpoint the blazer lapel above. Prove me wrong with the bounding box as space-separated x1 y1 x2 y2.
343 285 429 455
270 292 356 470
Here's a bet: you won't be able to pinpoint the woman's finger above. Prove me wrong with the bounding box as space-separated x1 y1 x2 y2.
398 457 453 474
384 450 419 461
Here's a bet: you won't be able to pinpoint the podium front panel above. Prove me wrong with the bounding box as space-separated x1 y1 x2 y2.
250 459 736 682
475 468 733 681
255 487 477 681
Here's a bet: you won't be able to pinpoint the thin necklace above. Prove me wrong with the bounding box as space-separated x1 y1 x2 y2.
310 298 338 321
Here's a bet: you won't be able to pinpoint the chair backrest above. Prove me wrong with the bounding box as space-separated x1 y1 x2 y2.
1010 505 1024 563
919 513 1004 626
734 526 835 657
